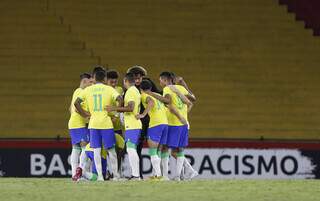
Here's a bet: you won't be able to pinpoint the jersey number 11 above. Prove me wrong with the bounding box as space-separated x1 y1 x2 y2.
93 94 103 111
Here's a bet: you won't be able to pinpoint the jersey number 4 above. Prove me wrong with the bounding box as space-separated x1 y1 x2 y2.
93 94 103 111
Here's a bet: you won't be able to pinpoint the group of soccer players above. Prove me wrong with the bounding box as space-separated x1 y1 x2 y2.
68 65 198 181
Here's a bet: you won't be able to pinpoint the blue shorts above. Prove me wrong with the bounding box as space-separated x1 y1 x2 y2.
69 128 89 145
114 130 123 135
125 129 141 145
89 129 116 149
85 151 107 176
147 124 168 145
167 125 189 148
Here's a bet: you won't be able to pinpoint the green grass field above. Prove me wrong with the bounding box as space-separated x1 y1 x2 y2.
1 178 320 201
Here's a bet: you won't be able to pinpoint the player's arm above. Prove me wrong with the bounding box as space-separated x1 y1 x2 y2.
106 101 135 113
168 85 193 112
74 98 91 118
145 91 171 105
167 104 188 125
175 76 196 102
115 95 124 107
136 97 154 119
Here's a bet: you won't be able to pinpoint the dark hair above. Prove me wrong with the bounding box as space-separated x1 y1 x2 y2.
106 70 119 79
80 72 91 80
127 66 147 76
124 72 135 84
92 65 106 75
160 71 174 82
140 80 152 91
95 70 106 82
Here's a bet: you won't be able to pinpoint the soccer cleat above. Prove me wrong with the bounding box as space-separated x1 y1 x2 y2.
184 170 199 180
97 176 105 181
189 171 199 180
72 167 83 182
172 176 181 181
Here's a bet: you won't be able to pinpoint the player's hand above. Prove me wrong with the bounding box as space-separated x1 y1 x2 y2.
174 76 184 84
135 114 145 119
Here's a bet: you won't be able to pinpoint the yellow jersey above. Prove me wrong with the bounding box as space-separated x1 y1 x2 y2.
124 86 142 130
163 85 189 126
111 86 124 132
79 83 119 129
68 88 88 129
141 92 168 128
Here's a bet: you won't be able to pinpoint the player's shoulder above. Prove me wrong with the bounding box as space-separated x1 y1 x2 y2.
72 88 82 96
128 86 140 94
175 85 188 93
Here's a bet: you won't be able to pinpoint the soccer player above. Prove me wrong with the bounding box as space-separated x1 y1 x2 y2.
106 70 124 135
106 73 142 180
127 66 161 178
74 70 122 181
169 73 198 180
136 80 168 179
68 72 93 181
145 72 193 180
105 69 125 176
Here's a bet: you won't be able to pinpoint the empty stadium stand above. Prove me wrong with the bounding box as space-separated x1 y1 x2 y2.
279 0 320 35
1 0 320 140
0 0 99 138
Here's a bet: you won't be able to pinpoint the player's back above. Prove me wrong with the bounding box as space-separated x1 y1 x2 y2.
141 92 168 127
82 83 119 129
163 85 189 126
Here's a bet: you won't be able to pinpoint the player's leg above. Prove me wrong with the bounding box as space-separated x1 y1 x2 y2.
102 129 119 179
167 126 184 180
69 128 85 180
159 125 170 179
125 129 141 179
78 128 90 171
70 145 81 177
101 157 107 179
175 125 192 180
147 125 164 178
90 129 104 181
82 151 98 181
181 127 198 179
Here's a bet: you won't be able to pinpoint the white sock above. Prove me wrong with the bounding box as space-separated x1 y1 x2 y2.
70 147 81 176
176 156 185 178
79 147 88 170
161 156 169 177
127 147 140 177
183 158 196 173
93 148 103 178
151 155 161 177
108 148 119 178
